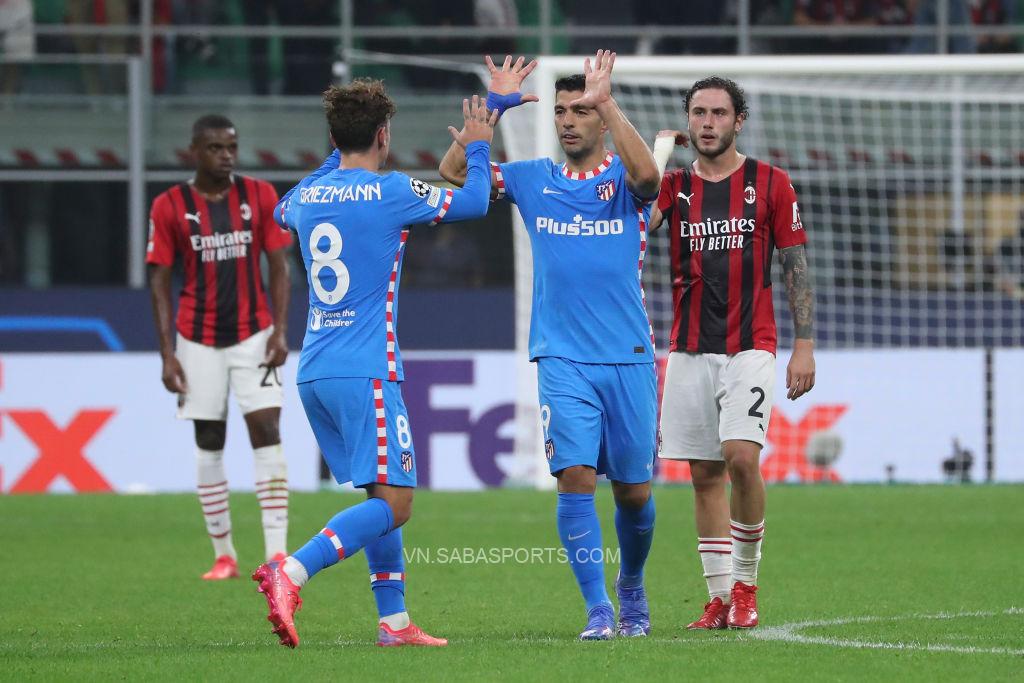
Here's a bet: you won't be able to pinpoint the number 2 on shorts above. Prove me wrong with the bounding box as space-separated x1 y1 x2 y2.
748 387 766 418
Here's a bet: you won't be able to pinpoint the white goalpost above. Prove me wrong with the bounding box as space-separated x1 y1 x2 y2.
498 54 1024 488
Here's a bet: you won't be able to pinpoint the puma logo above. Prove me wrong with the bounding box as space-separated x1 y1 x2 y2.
677 191 694 206
184 211 201 224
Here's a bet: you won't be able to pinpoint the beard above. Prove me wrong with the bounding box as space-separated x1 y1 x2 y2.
560 137 597 162
689 128 736 159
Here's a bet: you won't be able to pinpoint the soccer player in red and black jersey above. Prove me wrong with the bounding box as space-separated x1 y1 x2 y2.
649 77 816 629
147 114 293 580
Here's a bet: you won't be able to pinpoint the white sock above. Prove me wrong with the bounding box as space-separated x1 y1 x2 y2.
698 537 733 603
730 519 765 585
196 447 236 559
380 612 410 630
282 556 309 587
254 444 289 560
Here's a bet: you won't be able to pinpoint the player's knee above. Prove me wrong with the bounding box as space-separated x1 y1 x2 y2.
389 493 413 527
723 446 762 486
689 461 727 492
194 420 227 451
244 409 280 449
372 486 413 528
247 420 280 449
611 481 650 509
556 466 597 494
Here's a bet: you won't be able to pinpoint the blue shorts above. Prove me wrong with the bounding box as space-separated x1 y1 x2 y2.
537 357 658 484
298 377 417 488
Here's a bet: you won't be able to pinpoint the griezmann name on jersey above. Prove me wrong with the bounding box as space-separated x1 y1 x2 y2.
280 141 492 384
658 158 807 356
495 153 655 364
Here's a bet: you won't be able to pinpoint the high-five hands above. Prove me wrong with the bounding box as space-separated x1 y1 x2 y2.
569 49 616 109
485 55 539 118
448 94 500 148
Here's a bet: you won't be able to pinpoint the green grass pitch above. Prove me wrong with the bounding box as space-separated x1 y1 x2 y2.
2 485 1022 681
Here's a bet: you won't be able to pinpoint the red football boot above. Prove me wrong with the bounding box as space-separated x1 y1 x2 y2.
201 555 239 580
252 561 303 648
687 597 729 630
727 582 759 628
377 622 448 647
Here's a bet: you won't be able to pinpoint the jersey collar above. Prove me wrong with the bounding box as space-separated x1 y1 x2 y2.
561 152 615 181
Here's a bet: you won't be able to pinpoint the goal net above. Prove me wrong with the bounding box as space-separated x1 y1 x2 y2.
497 55 1024 487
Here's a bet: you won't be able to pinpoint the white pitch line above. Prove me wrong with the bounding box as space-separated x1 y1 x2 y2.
748 608 1024 656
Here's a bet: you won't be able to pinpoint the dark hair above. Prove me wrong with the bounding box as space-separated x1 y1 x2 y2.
192 114 235 141
323 79 397 153
684 76 748 119
555 73 586 94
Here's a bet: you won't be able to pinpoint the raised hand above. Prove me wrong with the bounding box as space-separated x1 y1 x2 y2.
569 49 616 109
486 54 539 98
448 95 500 148
656 129 689 148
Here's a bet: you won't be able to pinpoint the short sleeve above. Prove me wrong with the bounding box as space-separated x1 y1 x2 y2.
657 171 677 214
496 159 539 205
256 180 292 251
390 173 456 226
145 192 178 266
770 170 808 250
621 161 656 205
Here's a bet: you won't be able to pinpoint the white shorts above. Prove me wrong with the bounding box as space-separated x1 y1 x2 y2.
659 349 775 461
175 326 283 421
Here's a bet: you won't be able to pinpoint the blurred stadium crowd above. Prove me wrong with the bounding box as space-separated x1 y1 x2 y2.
0 1 1022 290
3 1 1021 95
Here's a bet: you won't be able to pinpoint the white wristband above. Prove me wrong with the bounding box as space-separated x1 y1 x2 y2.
653 135 676 178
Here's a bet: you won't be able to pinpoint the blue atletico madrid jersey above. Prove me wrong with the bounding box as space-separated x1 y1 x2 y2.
495 153 655 364
278 141 492 383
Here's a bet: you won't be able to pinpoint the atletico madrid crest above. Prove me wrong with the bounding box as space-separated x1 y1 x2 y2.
596 180 616 201
401 451 414 473
545 439 556 460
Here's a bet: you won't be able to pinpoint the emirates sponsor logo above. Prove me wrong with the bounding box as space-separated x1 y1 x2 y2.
190 230 253 262
679 217 754 238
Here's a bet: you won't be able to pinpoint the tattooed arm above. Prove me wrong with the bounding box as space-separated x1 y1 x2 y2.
780 244 815 400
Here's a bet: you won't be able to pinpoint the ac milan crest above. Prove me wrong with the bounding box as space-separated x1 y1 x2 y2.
596 180 616 201
744 185 756 205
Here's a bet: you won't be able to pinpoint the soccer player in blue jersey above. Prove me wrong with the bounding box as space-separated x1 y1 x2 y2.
251 80 497 648
440 52 662 640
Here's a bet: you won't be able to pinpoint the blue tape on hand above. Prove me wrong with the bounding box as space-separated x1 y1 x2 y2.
486 91 524 117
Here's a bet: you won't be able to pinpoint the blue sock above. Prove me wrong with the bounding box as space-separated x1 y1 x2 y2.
615 494 655 588
557 492 611 611
292 497 393 581
365 527 406 618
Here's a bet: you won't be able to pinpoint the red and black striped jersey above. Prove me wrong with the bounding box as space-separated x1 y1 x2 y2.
657 158 806 356
146 175 292 347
